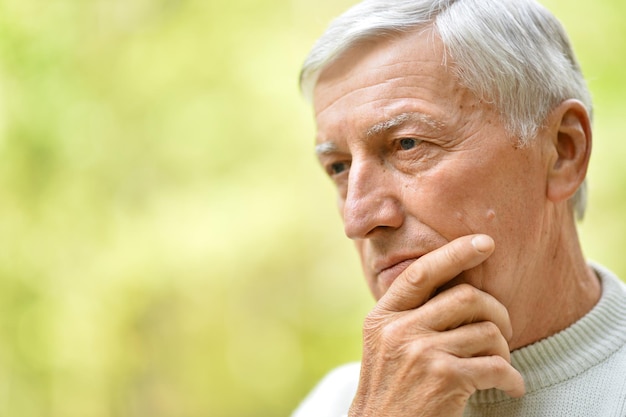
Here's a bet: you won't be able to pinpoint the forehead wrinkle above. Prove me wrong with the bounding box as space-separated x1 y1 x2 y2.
366 112 444 137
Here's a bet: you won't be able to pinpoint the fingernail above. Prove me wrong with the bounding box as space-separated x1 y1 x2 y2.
472 235 494 253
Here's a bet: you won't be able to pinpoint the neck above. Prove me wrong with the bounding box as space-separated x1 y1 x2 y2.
507 210 601 351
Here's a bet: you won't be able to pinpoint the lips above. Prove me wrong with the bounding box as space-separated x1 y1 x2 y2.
376 257 421 288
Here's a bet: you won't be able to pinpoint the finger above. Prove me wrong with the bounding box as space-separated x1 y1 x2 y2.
420 284 513 341
378 234 495 312
400 321 512 366
459 355 526 398
432 321 513 362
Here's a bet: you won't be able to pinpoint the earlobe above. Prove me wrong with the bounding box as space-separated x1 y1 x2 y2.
546 99 592 204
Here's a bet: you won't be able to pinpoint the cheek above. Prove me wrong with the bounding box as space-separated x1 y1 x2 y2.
405 168 486 226
401 158 517 241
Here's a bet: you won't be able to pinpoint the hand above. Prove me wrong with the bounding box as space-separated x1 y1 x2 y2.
349 235 525 417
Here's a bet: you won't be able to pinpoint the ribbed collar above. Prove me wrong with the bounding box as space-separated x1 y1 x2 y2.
469 263 626 405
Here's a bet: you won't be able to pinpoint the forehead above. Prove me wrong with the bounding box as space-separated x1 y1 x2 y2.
311 29 481 143
314 30 442 99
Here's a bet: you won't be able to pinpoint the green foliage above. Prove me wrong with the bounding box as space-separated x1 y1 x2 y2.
0 0 624 416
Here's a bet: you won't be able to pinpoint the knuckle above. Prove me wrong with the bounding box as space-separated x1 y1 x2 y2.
485 355 510 374
403 266 428 289
375 320 414 361
406 336 433 359
480 320 501 338
378 319 404 343
428 357 458 383
452 284 480 305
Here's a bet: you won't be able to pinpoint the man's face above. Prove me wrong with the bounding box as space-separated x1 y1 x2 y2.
312 30 553 305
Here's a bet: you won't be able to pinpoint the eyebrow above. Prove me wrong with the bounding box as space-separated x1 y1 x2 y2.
366 112 443 137
315 111 444 156
315 141 338 156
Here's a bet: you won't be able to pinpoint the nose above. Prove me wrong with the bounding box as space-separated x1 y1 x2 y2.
342 159 404 239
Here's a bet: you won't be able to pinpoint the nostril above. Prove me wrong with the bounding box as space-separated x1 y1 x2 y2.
343 197 404 240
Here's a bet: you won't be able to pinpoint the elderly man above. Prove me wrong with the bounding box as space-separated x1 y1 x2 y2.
292 0 626 416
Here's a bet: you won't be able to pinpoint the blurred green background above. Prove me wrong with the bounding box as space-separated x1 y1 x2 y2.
0 0 624 416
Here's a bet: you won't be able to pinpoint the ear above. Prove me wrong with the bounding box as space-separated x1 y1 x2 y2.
546 99 592 204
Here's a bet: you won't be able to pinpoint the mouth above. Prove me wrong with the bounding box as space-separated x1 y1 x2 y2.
376 257 421 288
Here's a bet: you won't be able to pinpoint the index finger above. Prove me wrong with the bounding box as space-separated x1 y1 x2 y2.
377 234 495 312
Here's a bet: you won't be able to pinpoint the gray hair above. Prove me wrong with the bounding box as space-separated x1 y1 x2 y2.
300 0 592 219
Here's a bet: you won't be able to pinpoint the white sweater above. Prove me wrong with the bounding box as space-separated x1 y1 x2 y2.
292 264 626 417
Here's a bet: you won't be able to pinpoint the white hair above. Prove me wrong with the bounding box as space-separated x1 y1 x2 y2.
300 0 592 219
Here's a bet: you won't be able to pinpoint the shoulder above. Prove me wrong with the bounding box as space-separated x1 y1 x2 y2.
291 362 361 417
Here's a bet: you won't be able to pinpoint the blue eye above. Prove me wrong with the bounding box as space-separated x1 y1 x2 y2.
399 138 418 150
